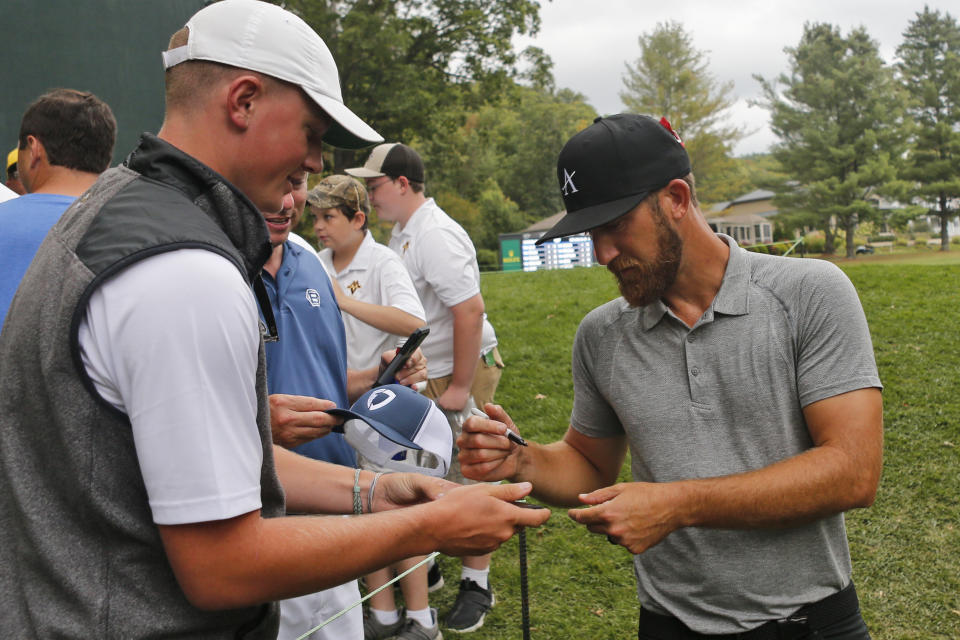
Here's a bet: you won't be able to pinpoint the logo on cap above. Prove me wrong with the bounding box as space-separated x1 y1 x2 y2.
561 169 579 196
367 388 397 411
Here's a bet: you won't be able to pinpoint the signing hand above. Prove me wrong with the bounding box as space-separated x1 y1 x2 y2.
269 394 343 449
457 403 524 482
568 482 685 554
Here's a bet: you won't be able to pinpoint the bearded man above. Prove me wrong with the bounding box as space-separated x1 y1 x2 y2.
458 114 882 640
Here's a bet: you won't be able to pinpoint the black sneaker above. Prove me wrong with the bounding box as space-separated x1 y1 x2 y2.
427 560 444 593
444 579 494 633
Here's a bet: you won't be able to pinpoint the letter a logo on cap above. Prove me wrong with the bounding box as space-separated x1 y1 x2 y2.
561 168 578 195
367 388 397 411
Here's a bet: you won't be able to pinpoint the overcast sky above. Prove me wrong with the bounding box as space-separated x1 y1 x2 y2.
515 0 947 156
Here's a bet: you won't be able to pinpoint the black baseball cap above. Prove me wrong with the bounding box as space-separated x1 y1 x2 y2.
536 114 690 245
345 142 426 183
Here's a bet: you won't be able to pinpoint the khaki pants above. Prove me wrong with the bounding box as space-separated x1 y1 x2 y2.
422 347 504 484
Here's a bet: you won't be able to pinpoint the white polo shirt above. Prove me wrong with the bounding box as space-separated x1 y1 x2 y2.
388 198 497 378
319 230 426 370
78 249 264 526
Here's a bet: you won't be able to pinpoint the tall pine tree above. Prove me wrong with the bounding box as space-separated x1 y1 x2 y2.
620 21 745 204
897 7 960 251
757 23 905 257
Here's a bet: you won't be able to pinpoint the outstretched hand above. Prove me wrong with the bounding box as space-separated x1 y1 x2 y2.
568 482 684 554
430 482 550 556
372 472 460 512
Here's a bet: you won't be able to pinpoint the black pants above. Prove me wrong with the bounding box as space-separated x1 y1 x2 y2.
637 583 871 640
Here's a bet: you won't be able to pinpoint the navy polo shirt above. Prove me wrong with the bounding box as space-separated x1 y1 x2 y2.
262 241 357 467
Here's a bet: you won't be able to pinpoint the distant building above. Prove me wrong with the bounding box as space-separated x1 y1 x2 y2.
706 189 775 246
498 212 595 272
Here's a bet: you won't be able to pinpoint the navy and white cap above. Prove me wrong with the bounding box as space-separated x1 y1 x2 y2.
328 384 452 476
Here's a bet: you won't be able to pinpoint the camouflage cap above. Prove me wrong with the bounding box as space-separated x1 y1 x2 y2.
307 174 370 215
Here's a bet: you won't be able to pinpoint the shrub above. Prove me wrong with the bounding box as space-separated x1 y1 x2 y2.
868 233 896 243
477 248 499 271
803 233 825 254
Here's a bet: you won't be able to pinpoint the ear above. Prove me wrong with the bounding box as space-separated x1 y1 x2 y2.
225 74 265 131
660 178 692 221
25 135 45 169
352 210 367 230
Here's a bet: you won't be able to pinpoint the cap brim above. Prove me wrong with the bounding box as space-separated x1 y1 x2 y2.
343 167 386 178
535 191 648 245
306 89 384 150
326 408 423 450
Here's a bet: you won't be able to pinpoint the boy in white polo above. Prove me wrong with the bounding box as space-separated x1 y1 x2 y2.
347 144 503 633
309 174 425 371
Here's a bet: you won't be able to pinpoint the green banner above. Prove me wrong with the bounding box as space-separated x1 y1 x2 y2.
500 238 522 271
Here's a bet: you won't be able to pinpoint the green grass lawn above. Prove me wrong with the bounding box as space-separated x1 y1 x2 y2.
426 252 960 639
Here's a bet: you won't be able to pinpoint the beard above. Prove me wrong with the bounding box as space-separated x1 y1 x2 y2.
607 203 682 307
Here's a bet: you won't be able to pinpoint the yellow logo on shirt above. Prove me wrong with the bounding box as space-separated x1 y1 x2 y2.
348 280 361 294
402 241 410 254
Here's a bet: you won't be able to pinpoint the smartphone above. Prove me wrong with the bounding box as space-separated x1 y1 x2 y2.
374 326 430 387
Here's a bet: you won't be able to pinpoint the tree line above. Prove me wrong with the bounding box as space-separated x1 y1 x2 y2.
281 2 960 261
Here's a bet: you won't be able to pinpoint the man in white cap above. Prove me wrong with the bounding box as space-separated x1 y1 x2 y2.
0 2 548 639
459 114 882 639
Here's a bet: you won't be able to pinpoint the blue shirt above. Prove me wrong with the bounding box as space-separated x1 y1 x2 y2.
0 193 76 322
262 241 357 468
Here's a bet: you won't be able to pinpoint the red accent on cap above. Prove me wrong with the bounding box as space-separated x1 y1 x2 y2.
659 117 684 147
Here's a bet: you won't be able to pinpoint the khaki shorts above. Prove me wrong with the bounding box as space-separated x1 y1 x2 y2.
422 347 504 484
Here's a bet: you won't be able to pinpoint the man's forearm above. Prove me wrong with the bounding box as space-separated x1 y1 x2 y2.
515 431 627 508
671 439 880 530
162 504 440 610
275 445 369 514
672 388 883 529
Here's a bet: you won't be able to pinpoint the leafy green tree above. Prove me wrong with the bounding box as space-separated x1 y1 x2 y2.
620 20 745 204
756 23 906 257
282 0 542 171
415 81 596 249
896 7 960 251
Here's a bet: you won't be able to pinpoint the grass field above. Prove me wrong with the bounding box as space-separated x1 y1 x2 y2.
423 251 960 639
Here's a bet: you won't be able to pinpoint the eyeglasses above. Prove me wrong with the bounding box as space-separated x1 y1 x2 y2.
367 177 396 195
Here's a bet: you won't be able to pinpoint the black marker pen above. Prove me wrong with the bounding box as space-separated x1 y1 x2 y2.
470 407 528 446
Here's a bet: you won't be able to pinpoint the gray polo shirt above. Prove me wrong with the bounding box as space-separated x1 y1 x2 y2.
570 235 881 634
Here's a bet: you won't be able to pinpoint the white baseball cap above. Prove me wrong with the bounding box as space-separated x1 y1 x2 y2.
328 385 452 477
161 0 382 150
